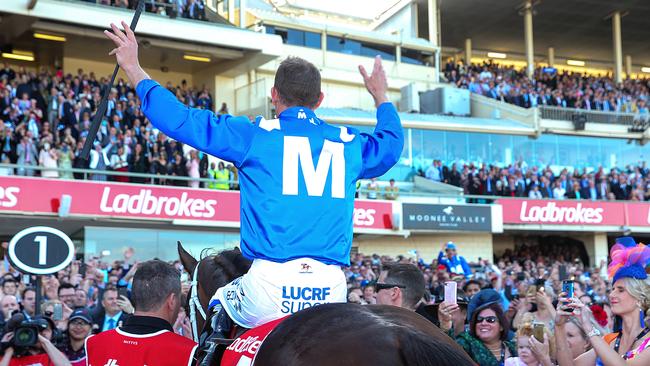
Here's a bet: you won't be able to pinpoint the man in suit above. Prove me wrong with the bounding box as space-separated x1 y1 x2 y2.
580 179 600 200
611 175 631 200
539 176 553 198
61 91 76 127
91 287 131 333
482 170 497 196
597 177 610 200
16 131 37 176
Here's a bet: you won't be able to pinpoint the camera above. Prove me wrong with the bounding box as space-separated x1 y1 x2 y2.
12 319 49 347
1 313 52 356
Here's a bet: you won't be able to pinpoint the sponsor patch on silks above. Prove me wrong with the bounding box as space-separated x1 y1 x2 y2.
221 316 287 366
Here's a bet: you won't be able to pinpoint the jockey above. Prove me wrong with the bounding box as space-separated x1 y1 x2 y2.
104 22 403 331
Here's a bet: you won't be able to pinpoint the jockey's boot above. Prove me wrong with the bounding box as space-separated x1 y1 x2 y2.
214 307 234 340
198 308 236 366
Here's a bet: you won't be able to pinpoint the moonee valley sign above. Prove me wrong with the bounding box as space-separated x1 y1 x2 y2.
402 203 493 231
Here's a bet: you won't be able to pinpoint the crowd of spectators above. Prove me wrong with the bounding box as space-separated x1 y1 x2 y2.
81 0 208 22
445 60 650 123
422 158 650 201
0 234 644 365
0 63 239 190
345 237 646 365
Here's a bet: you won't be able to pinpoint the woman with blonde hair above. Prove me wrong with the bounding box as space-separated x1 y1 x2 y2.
556 236 650 365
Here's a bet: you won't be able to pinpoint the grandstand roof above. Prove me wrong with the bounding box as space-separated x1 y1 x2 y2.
246 6 435 51
439 0 650 66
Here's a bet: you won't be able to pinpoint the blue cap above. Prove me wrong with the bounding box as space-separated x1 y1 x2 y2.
446 242 456 250
467 288 502 321
69 308 92 324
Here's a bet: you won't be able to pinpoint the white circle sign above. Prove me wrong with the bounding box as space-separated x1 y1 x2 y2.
8 226 75 275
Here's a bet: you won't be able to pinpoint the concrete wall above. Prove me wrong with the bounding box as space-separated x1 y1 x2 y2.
355 232 493 264
374 2 418 39
254 44 439 112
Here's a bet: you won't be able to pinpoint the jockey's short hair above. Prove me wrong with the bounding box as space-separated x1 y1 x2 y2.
382 263 425 309
273 57 321 108
132 260 181 312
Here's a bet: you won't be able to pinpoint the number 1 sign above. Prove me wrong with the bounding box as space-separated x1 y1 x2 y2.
8 227 75 275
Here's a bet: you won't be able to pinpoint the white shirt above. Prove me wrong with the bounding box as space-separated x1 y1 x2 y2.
426 166 441 181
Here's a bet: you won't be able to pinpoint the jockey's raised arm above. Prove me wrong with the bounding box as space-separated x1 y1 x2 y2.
136 81 255 166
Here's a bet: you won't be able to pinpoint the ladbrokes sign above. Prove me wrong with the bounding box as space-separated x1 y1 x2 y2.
0 176 392 230
497 199 625 226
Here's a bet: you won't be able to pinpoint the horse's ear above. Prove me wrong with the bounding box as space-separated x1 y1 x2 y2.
177 241 198 275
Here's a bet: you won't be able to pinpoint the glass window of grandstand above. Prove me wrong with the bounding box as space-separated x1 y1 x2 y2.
326 35 396 61
396 129 650 183
83 227 240 262
401 49 432 66
265 26 322 49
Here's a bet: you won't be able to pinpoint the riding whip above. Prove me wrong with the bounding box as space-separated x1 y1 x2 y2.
80 0 145 160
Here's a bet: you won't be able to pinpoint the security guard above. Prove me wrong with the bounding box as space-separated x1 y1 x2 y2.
85 260 197 366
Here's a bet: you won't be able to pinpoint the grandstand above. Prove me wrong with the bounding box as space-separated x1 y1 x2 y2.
0 0 649 270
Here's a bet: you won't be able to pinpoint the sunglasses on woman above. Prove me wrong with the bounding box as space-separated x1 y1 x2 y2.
476 316 498 324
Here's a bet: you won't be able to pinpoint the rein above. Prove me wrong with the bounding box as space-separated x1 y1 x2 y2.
188 260 207 343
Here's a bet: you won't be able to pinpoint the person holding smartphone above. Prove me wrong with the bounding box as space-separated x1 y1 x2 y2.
554 237 650 366
505 316 554 366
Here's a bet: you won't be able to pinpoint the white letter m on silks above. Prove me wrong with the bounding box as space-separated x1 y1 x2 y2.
283 136 345 198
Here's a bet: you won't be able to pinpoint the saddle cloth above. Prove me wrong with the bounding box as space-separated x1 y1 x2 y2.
221 316 288 366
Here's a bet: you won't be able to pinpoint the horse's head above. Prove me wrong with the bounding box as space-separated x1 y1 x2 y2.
177 241 251 341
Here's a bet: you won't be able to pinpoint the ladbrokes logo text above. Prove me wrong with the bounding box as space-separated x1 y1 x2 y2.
519 201 603 224
99 187 217 218
0 186 19 208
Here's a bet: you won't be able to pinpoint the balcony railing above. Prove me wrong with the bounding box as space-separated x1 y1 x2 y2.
0 163 236 187
539 105 637 126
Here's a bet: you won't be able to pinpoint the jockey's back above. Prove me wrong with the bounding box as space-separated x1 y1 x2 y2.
137 80 403 267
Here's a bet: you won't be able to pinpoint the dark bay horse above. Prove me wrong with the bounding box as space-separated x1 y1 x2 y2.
178 243 475 366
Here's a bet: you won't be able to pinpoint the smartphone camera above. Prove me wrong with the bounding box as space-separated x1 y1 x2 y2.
533 322 545 342
561 280 574 313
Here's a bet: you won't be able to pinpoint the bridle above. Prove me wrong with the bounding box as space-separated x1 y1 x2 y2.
188 260 207 343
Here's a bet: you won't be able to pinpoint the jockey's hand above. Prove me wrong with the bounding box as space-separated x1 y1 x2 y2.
103 20 150 87
359 55 389 108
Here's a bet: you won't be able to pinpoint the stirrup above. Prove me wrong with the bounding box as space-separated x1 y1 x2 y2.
210 337 236 346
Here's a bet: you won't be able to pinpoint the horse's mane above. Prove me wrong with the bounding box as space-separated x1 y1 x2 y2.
199 248 251 293
212 248 251 280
